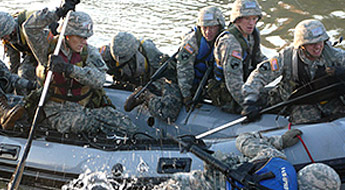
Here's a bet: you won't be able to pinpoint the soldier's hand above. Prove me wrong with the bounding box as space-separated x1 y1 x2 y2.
48 55 74 77
183 96 193 112
26 81 38 92
326 66 345 78
55 0 81 18
282 129 302 148
241 100 261 124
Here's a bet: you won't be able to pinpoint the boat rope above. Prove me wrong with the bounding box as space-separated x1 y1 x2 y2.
288 123 314 163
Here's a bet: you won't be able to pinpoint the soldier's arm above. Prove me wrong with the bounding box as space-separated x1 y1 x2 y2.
219 35 246 105
242 54 284 103
141 39 163 73
23 8 57 67
235 132 286 161
176 34 197 98
0 60 31 93
70 45 108 89
4 44 21 73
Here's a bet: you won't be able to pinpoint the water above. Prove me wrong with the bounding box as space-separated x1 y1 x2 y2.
0 0 344 189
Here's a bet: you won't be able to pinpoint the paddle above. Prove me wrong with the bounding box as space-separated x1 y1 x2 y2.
7 10 73 190
196 80 345 139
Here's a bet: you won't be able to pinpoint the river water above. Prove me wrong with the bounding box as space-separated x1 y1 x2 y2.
0 0 344 189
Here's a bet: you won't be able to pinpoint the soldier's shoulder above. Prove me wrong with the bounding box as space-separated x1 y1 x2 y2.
86 45 107 68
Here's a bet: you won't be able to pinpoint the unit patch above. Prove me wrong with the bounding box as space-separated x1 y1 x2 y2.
231 50 242 60
270 58 279 71
183 43 194 54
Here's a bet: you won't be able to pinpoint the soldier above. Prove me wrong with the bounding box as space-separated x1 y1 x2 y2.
124 6 225 123
207 0 267 114
22 1 138 135
0 60 36 130
176 6 225 112
99 31 165 89
154 129 341 190
0 11 39 82
242 19 345 124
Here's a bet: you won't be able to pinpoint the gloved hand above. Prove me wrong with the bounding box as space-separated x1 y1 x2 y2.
48 54 74 77
183 96 193 112
282 129 303 148
326 66 345 78
241 100 261 123
55 0 80 18
49 22 59 36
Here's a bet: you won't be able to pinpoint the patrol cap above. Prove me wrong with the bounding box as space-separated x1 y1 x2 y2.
293 19 329 49
61 11 93 38
110 31 140 64
196 6 225 28
298 163 341 190
0 12 16 39
230 0 262 23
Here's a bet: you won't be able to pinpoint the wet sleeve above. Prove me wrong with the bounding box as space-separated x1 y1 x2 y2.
236 132 286 161
23 8 59 67
242 54 284 102
176 34 197 98
217 35 246 105
70 45 108 89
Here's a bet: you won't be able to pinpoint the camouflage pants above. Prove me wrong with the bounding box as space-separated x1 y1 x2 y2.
289 98 345 124
43 100 138 135
147 80 182 123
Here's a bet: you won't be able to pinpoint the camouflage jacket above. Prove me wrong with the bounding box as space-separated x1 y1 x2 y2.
23 8 108 90
214 26 266 106
243 42 345 103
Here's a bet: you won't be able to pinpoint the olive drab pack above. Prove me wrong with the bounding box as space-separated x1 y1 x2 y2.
293 19 329 49
196 6 225 28
230 0 262 23
0 12 16 38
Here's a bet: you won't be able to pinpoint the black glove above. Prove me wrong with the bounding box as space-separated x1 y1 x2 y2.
48 54 74 77
241 100 261 123
282 129 303 148
49 22 59 36
55 0 80 18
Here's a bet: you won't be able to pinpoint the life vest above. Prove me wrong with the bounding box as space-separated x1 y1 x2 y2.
214 24 260 82
193 27 214 85
4 10 34 55
226 157 298 190
37 37 92 106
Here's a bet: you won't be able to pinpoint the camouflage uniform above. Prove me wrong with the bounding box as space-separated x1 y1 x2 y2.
243 20 345 124
155 131 340 190
210 0 266 114
99 32 164 87
23 9 137 135
0 11 38 81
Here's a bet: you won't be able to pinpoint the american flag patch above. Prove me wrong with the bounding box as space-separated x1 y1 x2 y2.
231 50 242 60
270 58 279 71
184 43 194 54
99 46 106 55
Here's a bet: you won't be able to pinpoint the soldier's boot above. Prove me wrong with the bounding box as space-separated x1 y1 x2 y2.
0 95 25 130
124 87 155 112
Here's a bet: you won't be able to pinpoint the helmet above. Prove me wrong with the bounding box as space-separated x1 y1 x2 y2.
196 6 225 28
293 19 329 49
298 163 340 190
230 0 262 23
63 11 93 38
0 12 16 38
110 32 139 64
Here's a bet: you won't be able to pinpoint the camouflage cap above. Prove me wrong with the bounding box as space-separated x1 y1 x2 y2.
62 11 93 38
230 0 262 23
0 12 16 39
196 6 225 28
298 163 340 190
110 32 139 64
293 19 329 49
